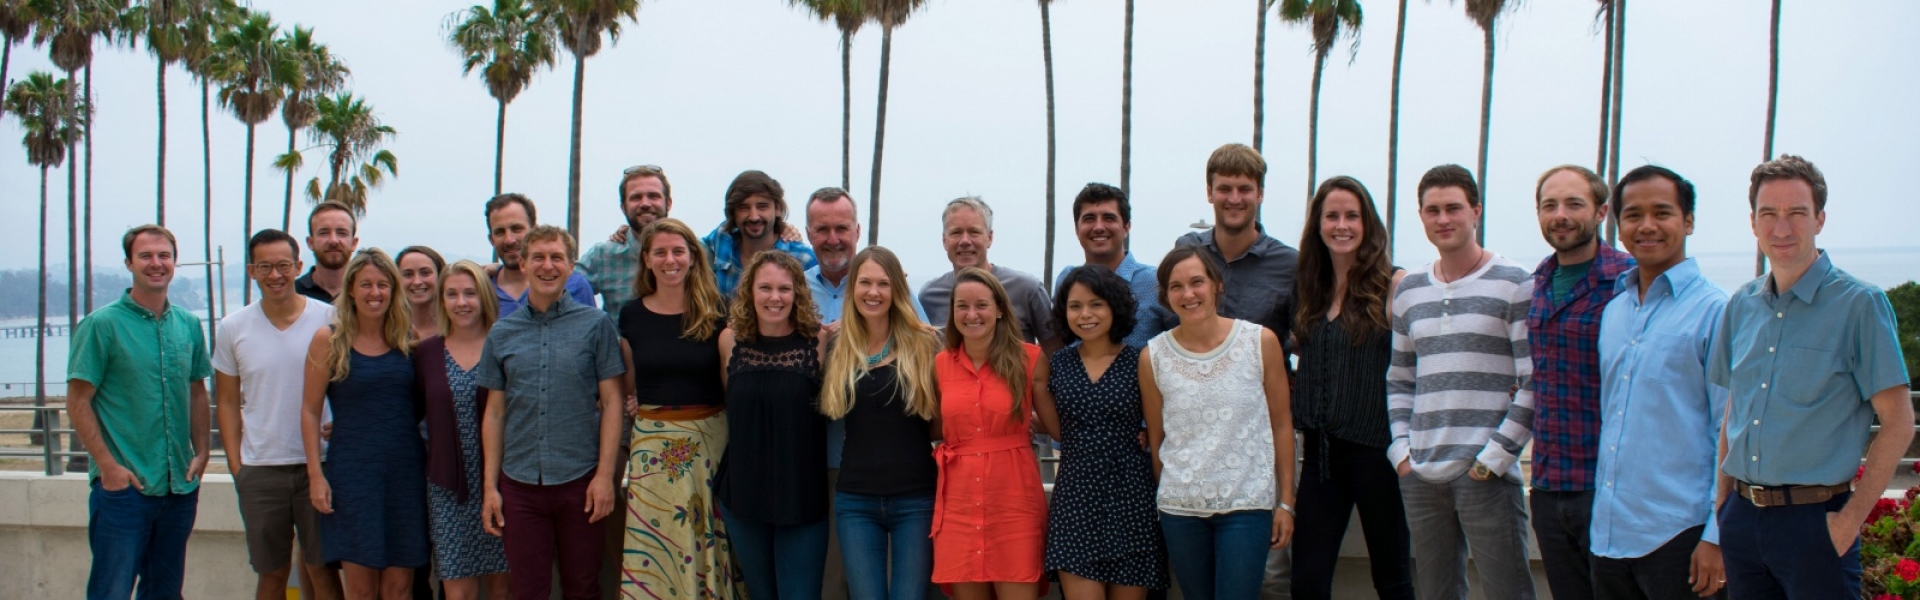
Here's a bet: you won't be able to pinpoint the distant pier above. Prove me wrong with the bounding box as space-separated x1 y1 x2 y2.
0 324 68 339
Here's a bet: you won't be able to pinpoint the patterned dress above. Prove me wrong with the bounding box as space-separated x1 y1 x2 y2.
426 350 508 579
1043 346 1170 589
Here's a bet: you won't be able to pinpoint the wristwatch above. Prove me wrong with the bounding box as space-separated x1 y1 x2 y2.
1471 461 1494 480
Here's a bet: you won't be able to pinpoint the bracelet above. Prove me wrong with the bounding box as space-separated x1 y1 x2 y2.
1277 502 1295 516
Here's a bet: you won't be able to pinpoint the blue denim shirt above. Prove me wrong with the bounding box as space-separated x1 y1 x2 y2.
1054 253 1171 348
1590 258 1729 558
473 294 627 485
1710 251 1911 487
703 225 818 299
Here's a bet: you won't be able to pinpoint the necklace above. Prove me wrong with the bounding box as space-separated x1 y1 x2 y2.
1439 249 1489 283
865 339 894 366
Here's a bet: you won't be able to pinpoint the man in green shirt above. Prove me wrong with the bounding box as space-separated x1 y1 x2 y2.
67 224 213 600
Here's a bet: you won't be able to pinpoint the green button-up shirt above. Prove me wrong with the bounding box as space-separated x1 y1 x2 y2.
576 236 643 316
67 292 212 496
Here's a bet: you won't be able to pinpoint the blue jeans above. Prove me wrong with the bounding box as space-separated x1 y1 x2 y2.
723 502 830 600
834 491 934 600
88 482 199 600
1157 509 1272 600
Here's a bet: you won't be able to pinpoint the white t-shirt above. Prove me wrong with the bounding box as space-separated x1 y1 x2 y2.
212 298 335 466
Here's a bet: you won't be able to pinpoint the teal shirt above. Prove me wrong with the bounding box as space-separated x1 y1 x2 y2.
1551 259 1593 306
67 292 212 496
576 236 644 316
1710 251 1911 486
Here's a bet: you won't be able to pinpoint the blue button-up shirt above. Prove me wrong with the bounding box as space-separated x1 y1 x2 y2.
1590 258 1729 558
809 264 928 469
1055 253 1170 349
494 271 597 319
1710 251 1911 487
473 294 627 486
704 226 818 299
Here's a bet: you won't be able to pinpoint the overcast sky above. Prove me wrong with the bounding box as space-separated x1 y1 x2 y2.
2 0 1916 299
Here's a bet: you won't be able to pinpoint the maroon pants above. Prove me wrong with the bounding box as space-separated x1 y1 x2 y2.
501 476 607 600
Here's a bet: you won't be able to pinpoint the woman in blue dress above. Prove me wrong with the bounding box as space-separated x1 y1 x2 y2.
301 248 430 600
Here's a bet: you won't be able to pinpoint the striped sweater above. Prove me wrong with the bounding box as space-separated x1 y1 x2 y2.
1386 253 1536 483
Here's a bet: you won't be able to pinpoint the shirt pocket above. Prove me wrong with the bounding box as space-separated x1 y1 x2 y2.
163 330 194 381
1776 346 1843 406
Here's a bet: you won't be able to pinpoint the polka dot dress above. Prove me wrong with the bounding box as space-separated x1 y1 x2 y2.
1043 346 1171 589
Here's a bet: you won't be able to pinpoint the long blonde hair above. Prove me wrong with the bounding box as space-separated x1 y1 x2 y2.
727 251 822 345
820 247 940 420
941 267 1031 420
327 248 412 381
633 218 725 341
436 260 500 335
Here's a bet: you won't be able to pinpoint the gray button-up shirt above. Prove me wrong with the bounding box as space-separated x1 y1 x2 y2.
474 293 627 486
1174 228 1300 337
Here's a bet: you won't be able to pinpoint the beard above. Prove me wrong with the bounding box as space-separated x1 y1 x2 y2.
314 248 349 270
1544 221 1599 254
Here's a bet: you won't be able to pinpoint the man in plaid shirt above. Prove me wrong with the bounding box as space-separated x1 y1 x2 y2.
1527 165 1635 600
577 165 674 315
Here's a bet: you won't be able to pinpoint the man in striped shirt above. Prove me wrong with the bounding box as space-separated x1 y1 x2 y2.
1388 164 1539 600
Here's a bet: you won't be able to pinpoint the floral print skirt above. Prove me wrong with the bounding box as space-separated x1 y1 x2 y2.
622 409 743 599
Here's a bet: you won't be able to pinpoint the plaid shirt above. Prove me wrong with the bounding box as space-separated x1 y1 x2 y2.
702 225 817 299
575 236 643 315
1527 244 1633 491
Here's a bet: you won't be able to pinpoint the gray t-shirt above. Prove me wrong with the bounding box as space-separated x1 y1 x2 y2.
473 294 627 486
918 264 1056 344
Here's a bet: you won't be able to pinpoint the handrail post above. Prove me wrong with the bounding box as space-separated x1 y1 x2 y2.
41 405 57 476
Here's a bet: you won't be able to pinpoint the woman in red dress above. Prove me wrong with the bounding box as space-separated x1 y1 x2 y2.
932 267 1050 600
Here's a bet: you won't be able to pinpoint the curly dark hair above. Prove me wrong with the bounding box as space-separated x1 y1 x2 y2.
1050 265 1138 346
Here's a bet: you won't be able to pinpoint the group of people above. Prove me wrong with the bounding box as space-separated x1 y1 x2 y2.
65 143 1908 600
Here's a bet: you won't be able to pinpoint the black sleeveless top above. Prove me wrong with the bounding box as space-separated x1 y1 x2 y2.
715 333 826 524
836 363 938 497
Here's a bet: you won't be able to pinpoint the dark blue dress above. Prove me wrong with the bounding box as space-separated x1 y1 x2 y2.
321 348 430 569
1042 345 1170 589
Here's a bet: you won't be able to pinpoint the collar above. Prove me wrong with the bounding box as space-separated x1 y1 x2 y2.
808 265 846 292
1619 257 1703 302
1197 228 1285 258
523 293 579 322
114 290 170 320
1776 250 1832 304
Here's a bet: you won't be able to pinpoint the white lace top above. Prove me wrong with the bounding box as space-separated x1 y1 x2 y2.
1148 319 1277 516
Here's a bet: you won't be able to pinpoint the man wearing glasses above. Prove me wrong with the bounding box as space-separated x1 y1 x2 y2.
295 201 359 303
577 165 673 315
215 229 346 600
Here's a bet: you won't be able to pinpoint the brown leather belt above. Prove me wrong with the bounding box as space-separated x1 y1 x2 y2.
1735 480 1851 508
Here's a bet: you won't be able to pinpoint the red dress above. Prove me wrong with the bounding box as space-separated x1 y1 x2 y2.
931 343 1049 585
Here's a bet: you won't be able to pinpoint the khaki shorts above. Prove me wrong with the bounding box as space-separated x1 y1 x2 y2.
233 464 324 574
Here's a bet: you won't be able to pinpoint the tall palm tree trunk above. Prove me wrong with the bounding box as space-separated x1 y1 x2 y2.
1040 0 1057 290
1474 25 1495 246
281 125 296 232
494 98 507 196
1594 0 1613 175
68 137 78 329
840 28 852 192
242 123 257 305
1120 0 1133 200
1 37 12 109
157 57 168 227
1386 0 1408 257
34 166 48 448
84 66 94 314
867 25 893 248
566 53 586 241
1603 0 1627 245
1307 51 1327 200
1252 0 1268 153
201 80 216 345
1757 0 1780 277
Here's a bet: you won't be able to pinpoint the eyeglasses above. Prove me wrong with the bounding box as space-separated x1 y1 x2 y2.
624 164 665 176
250 261 297 275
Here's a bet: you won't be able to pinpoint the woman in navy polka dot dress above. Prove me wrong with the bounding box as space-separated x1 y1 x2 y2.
1033 265 1170 598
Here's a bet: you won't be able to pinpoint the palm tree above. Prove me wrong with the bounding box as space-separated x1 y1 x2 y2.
536 0 639 241
182 0 233 336
1757 0 1780 276
5 71 85 454
1279 0 1362 200
131 0 201 227
1591 0 1611 175
208 11 282 305
1462 0 1511 245
863 0 925 247
301 92 397 214
1038 0 1058 288
789 0 862 191
1601 0 1625 244
30 0 123 324
447 0 557 197
0 1 35 119
274 26 347 232
1252 0 1271 153
1384 0 1406 255
1120 0 1131 200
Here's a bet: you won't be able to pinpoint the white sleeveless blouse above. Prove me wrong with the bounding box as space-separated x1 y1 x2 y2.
1148 319 1277 516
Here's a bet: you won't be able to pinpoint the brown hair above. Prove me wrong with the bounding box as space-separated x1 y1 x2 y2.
522 225 576 260
633 218 726 341
396 245 446 273
1535 165 1609 208
942 267 1033 421
727 251 822 345
722 170 788 235
1156 245 1226 309
819 247 941 420
1206 143 1267 189
1748 154 1827 212
484 193 538 226
121 224 178 260
619 165 673 205
308 200 357 235
1417 164 1480 208
1293 177 1394 345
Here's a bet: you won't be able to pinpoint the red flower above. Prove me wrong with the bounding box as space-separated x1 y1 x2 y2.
1879 594 1902 600
1859 465 1868 481
1897 558 1920 583
1912 460 1920 474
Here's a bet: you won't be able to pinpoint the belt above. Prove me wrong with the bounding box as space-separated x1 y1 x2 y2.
1735 480 1850 508
929 433 1034 537
636 404 725 421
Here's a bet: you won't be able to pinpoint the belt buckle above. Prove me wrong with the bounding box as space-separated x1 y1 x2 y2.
1749 484 1772 508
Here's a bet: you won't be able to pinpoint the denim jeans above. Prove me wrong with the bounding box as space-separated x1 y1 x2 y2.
88 481 199 600
1158 509 1273 600
1530 489 1595 600
1400 472 1536 600
724 502 830 600
834 491 934 600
